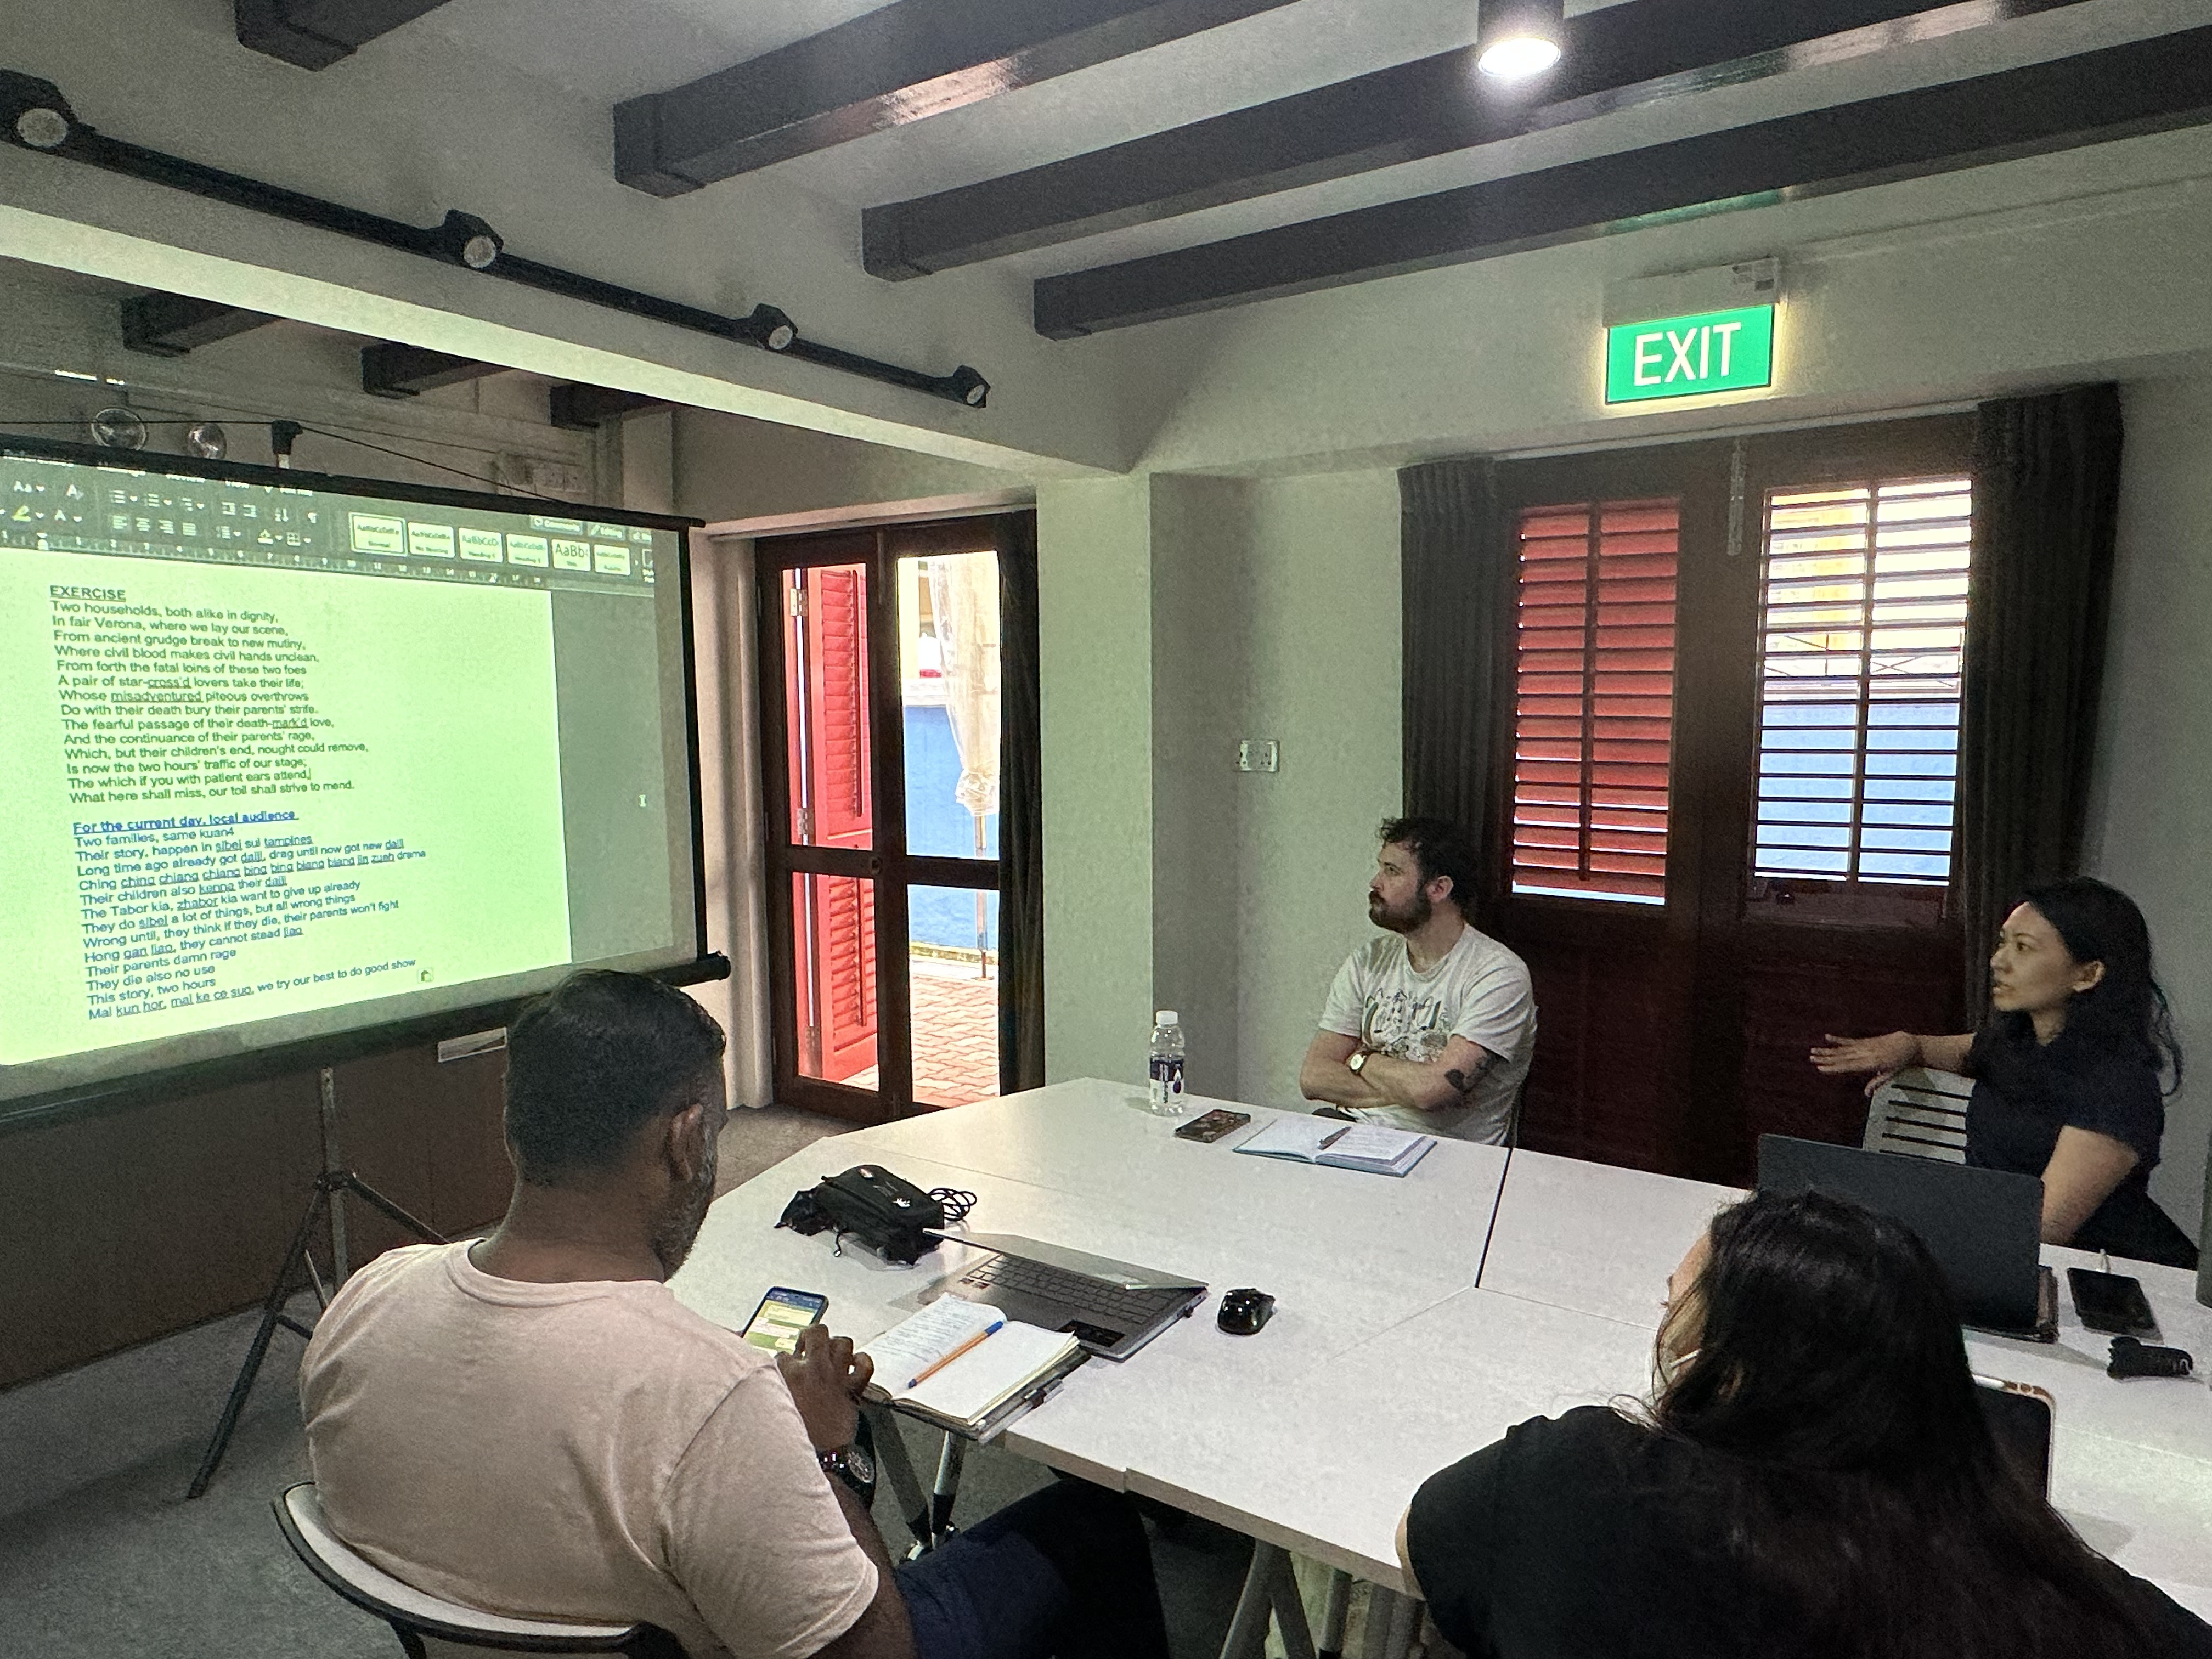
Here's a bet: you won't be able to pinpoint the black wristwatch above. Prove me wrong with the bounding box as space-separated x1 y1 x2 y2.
818 1439 876 1496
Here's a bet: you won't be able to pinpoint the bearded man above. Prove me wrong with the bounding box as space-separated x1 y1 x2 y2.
301 970 1166 1659
1297 817 1536 1144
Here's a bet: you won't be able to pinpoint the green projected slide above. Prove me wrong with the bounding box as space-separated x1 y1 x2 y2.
0 447 697 1108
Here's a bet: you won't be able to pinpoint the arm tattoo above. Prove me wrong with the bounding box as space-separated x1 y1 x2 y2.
1445 1053 1500 1098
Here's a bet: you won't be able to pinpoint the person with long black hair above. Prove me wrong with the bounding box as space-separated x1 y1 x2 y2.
1812 876 2197 1268
1400 1190 2211 1659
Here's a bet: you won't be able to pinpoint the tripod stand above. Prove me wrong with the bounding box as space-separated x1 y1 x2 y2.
186 1064 444 1499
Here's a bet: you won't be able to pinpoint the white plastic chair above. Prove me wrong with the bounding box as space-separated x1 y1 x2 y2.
1862 1066 1973 1164
274 1483 684 1659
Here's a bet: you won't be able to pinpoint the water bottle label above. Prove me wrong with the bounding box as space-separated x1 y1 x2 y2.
1148 1054 1184 1107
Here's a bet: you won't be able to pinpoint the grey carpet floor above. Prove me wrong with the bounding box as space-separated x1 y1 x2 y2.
0 1104 1251 1658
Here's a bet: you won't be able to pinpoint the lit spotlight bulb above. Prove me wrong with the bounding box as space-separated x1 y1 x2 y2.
1475 0 1564 81
1477 35 1560 78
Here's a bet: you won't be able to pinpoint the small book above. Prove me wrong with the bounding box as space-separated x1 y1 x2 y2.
1236 1115 1436 1176
858 1297 1084 1435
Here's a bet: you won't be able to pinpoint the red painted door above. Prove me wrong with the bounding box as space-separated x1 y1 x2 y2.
789 566 877 1084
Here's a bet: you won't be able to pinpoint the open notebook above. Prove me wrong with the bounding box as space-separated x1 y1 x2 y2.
858 1298 1085 1435
1236 1115 1435 1176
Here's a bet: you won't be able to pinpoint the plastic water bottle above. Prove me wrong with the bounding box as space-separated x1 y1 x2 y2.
1147 1011 1186 1116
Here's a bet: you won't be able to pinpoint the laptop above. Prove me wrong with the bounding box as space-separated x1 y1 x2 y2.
927 1230 1207 1361
1756 1135 2056 1341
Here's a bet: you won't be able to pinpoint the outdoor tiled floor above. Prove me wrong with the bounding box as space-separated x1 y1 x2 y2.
911 953 1000 1107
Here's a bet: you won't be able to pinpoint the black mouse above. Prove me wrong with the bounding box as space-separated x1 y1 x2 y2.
1218 1288 1275 1335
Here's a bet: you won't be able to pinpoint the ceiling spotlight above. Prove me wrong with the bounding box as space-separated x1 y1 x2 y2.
14 104 70 149
945 366 990 409
435 210 504 270
0 72 76 149
1476 0 1565 80
184 421 228 460
742 304 798 352
89 407 147 451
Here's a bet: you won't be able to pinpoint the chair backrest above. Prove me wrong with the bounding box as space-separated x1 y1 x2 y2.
274 1483 680 1658
1863 1066 1973 1163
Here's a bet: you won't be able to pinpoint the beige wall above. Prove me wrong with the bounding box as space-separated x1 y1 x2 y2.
1231 472 1404 1109
2088 376 2212 1241
674 409 1026 526
1037 477 1157 1088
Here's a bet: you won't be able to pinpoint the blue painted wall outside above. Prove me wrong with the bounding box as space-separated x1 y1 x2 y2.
905 702 1000 950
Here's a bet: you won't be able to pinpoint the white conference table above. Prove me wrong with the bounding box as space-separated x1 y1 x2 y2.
670 1078 2212 1624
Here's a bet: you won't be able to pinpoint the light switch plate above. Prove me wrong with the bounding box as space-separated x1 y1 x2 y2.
1237 739 1279 773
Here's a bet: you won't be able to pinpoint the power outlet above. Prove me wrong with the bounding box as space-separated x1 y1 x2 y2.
1236 739 1279 774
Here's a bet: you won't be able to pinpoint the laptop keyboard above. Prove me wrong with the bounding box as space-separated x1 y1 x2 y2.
957 1254 1181 1339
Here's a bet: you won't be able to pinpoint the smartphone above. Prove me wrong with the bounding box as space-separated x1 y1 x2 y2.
2067 1267 2160 1339
1974 1376 2055 1497
1175 1108 1252 1143
742 1286 829 1353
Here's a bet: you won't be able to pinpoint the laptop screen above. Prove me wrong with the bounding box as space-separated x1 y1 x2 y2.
1756 1136 2044 1334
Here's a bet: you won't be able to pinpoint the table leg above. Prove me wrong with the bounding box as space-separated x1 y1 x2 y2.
1218 1543 1317 1659
929 1431 967 1544
862 1406 932 1554
1318 1568 1352 1659
1361 1585 1423 1659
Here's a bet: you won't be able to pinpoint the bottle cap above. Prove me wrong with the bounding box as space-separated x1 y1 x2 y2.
1155 1010 1178 1026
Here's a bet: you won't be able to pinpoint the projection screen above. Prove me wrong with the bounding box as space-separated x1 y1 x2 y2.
0 435 711 1128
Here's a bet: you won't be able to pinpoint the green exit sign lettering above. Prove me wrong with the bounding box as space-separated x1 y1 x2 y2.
1604 305 1774 404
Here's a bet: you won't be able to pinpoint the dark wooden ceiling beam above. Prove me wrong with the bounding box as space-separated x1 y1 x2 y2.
548 385 675 431
119 293 277 358
235 1 457 70
1032 24 2212 337
360 342 506 398
869 0 2096 279
613 0 1302 196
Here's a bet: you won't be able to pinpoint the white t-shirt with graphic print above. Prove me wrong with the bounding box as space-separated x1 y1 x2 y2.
1318 924 1535 1143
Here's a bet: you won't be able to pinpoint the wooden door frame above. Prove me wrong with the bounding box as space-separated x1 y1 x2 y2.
755 520 1008 1124
1476 416 1977 1180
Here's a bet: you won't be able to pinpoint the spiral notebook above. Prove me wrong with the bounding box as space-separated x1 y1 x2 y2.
858 1298 1085 1435
1235 1116 1435 1176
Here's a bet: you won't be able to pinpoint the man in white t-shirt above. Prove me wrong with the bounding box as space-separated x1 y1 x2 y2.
1299 817 1536 1143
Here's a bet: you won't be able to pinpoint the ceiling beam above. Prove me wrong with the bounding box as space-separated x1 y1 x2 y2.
613 0 1302 196
1032 24 2212 338
119 293 277 358
361 342 506 398
548 385 674 431
866 0 2094 279
234 1 456 70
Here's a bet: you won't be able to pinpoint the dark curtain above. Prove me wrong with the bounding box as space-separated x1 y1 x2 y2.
995 510 1046 1094
1400 458 1509 853
1956 385 2124 1023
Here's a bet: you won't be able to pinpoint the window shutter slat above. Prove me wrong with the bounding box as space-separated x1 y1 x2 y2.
1509 498 1681 906
1752 477 1971 887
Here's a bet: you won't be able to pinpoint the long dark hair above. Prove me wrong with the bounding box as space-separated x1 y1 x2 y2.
1651 1190 2161 1658
2011 876 2182 1093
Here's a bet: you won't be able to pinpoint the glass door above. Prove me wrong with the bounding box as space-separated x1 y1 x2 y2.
758 522 1007 1122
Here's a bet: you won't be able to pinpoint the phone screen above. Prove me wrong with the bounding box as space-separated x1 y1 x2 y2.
743 1286 829 1353
2067 1268 2159 1337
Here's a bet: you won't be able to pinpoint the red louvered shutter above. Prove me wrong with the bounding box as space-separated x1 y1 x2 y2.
791 566 877 1082
1509 499 1680 904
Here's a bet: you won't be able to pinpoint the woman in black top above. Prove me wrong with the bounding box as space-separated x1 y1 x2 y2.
1400 1190 2211 1659
1812 877 2196 1268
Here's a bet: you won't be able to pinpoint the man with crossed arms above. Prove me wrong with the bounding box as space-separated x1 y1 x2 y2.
1300 816 1536 1144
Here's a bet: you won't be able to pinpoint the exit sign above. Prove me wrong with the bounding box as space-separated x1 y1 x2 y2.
1604 304 1774 404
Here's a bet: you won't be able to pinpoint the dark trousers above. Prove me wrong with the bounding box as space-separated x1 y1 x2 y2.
895 1479 1170 1659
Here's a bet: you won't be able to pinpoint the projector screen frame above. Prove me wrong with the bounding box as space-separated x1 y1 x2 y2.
0 430 720 1138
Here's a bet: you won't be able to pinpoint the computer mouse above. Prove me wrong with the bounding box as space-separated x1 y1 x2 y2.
1218 1288 1275 1335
